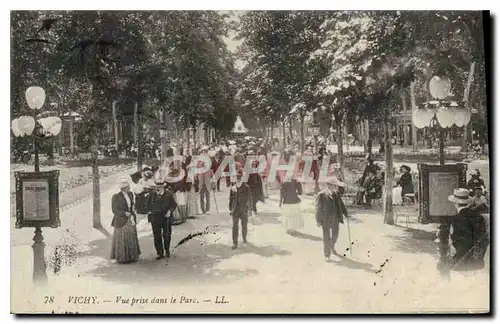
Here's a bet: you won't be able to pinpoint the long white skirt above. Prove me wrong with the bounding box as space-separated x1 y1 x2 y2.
392 187 403 205
186 187 199 216
283 203 304 231
262 181 269 198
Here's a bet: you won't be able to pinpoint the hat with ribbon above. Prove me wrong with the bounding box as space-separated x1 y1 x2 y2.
448 188 473 205
154 177 167 186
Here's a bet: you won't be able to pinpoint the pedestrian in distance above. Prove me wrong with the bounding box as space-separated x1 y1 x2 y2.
315 176 350 262
110 179 141 264
147 178 178 259
197 147 212 214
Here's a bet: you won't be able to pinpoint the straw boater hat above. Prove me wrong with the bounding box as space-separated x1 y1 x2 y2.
326 176 345 187
118 178 130 189
448 188 473 205
154 177 167 186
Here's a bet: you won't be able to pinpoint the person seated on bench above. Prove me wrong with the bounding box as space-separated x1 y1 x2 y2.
365 169 382 208
396 165 414 204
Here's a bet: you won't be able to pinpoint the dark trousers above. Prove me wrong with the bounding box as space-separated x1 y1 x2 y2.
322 222 340 257
200 186 210 213
251 194 258 212
217 178 221 191
151 216 172 256
226 177 231 187
232 214 248 246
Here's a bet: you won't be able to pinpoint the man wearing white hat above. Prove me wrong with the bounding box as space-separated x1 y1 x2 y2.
147 178 178 259
315 176 350 262
443 188 488 271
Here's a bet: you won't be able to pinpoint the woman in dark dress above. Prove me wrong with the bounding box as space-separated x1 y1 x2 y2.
396 165 414 203
111 179 141 263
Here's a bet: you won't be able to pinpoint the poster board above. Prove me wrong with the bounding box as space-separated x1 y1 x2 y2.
15 170 60 228
418 163 467 224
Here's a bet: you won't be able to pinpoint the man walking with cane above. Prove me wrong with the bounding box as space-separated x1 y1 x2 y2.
229 162 253 250
315 176 350 262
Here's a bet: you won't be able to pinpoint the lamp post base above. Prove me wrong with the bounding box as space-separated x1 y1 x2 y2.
437 222 451 278
32 226 47 285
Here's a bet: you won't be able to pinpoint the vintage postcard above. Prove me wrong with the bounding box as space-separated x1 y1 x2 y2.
10 10 490 314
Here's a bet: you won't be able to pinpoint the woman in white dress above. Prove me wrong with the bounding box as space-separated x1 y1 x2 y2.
184 154 199 217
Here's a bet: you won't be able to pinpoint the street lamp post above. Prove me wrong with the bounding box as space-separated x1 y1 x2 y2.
11 86 62 285
412 76 472 275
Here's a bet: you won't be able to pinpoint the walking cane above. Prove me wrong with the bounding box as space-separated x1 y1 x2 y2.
346 215 353 257
212 186 220 213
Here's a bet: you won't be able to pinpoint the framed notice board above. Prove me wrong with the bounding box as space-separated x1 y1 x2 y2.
418 163 467 224
14 170 60 228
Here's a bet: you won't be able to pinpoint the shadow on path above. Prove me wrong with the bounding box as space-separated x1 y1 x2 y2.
80 226 291 287
331 257 378 274
289 232 322 242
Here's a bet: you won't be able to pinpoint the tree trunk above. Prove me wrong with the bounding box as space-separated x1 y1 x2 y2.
91 104 102 229
343 123 349 151
365 120 371 154
134 102 143 171
91 130 102 229
288 117 293 145
462 61 476 152
299 114 305 153
270 123 274 148
69 119 75 156
58 127 63 156
396 121 400 146
383 104 394 225
113 101 119 152
402 86 409 147
410 81 418 152
193 126 197 148
282 121 287 148
159 110 168 163
336 113 345 179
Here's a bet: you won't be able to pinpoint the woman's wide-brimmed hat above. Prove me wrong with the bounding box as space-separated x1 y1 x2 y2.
448 188 473 205
326 176 345 187
130 171 142 184
118 178 130 189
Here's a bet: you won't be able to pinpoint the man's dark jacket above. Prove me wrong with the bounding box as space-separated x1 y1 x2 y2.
147 190 177 224
450 206 488 270
315 190 348 226
229 183 252 218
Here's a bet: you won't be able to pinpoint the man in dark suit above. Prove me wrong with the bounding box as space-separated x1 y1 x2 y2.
229 163 253 250
446 188 488 271
148 178 178 259
315 176 350 262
